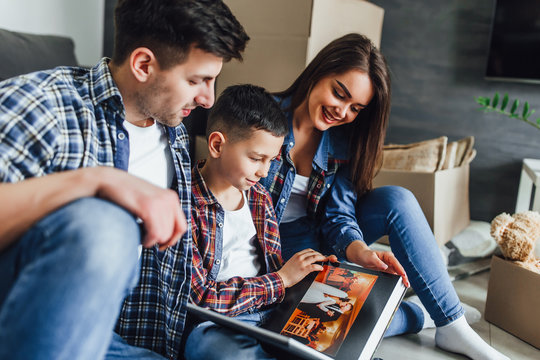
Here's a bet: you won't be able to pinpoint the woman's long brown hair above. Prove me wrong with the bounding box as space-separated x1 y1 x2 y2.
275 33 391 195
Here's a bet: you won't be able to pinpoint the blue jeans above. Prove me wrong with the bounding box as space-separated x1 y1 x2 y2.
0 198 145 360
184 308 277 360
105 332 165 360
280 186 464 336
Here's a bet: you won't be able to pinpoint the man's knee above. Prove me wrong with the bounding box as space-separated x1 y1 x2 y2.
37 197 141 282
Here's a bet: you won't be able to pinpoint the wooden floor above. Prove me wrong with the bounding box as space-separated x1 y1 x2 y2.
373 270 540 359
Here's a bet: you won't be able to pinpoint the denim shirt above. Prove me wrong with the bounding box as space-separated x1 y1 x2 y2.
260 97 364 259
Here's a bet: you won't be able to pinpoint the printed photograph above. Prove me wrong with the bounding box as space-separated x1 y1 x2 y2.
279 265 378 356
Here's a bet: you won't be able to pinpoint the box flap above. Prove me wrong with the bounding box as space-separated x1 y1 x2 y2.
224 0 312 37
307 0 384 64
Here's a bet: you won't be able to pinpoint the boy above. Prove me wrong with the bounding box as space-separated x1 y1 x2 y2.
0 1 248 359
184 84 331 360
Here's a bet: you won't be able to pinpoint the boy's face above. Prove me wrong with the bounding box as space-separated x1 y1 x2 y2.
217 129 284 191
135 46 223 127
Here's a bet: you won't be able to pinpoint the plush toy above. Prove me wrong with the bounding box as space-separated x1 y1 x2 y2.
490 210 540 273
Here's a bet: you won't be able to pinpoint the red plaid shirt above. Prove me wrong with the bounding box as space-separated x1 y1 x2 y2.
190 162 285 316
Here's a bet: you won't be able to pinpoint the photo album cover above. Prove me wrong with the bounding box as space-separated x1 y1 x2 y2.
187 261 406 360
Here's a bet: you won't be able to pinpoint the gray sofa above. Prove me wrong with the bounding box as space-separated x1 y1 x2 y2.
0 28 79 81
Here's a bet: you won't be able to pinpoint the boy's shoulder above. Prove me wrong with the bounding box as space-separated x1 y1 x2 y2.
248 181 272 199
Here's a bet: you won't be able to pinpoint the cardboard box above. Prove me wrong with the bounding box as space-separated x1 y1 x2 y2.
219 0 384 94
372 164 470 246
485 255 540 349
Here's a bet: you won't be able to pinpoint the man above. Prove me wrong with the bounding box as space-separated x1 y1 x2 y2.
0 1 248 359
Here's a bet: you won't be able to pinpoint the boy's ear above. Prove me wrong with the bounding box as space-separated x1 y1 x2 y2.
129 47 158 83
207 131 227 158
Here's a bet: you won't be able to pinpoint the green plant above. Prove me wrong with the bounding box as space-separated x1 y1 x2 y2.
475 93 540 131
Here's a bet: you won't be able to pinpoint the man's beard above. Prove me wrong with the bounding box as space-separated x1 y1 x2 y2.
133 80 183 128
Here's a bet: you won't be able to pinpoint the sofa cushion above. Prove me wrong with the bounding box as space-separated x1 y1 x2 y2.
0 28 78 81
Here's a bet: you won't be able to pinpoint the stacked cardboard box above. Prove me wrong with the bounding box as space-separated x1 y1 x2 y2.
218 0 384 94
373 136 475 246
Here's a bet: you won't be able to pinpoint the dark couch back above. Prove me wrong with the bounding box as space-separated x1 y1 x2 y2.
0 28 78 81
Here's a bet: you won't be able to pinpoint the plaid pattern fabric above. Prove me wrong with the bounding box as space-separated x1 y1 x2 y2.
265 151 346 221
115 125 192 359
0 60 121 181
190 161 285 317
261 97 349 224
0 59 192 359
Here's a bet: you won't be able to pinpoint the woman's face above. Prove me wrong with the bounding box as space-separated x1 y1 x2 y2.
306 69 374 131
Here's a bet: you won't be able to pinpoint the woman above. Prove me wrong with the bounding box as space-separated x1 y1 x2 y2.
260 33 508 360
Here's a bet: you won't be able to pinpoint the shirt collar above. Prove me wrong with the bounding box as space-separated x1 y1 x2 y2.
89 58 124 113
191 160 220 208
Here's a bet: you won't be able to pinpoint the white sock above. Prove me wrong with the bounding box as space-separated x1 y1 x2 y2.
435 315 509 360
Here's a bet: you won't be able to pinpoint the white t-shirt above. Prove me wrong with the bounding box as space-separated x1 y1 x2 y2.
123 120 174 189
281 174 309 223
216 191 261 282
123 120 175 258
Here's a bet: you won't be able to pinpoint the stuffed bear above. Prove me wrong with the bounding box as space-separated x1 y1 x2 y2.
490 210 540 273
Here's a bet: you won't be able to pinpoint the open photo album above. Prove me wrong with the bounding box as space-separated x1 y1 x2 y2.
187 261 406 360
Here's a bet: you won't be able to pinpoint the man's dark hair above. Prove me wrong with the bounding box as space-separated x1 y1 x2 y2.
112 0 249 68
207 84 288 142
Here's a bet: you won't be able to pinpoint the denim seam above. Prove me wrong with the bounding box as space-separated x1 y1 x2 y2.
387 212 464 326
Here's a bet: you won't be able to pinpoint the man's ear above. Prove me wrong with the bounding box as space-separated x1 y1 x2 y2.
207 131 227 158
129 47 158 83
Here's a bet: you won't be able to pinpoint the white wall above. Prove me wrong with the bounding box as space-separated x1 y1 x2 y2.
0 0 105 65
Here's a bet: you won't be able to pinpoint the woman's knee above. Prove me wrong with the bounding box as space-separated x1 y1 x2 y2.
364 185 419 212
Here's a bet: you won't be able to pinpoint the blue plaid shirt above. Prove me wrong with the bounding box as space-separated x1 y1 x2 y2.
0 59 192 359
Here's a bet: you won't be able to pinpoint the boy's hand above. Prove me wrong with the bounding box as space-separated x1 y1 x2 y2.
277 248 328 288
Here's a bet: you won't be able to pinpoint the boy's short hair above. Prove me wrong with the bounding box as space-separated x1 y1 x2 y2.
207 84 288 142
112 0 249 69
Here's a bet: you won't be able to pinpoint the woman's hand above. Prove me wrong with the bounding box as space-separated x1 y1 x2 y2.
345 240 410 287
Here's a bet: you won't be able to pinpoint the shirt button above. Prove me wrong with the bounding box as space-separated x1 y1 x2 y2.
218 223 223 228
290 167 294 172
289 142 294 147
272 297 277 302
215 259 221 265
327 184 331 188
316 183 321 189
280 198 285 203
118 132 126 140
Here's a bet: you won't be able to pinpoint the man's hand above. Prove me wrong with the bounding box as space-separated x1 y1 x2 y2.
346 240 410 287
277 249 329 288
95 167 187 250
0 167 187 251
